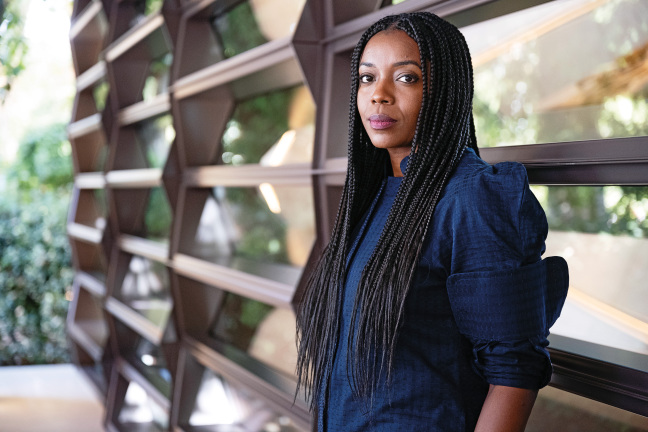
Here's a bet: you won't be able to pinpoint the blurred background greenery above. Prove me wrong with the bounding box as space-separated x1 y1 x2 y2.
0 0 74 364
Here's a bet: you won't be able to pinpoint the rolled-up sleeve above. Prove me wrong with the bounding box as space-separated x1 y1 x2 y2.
448 258 568 388
445 161 569 389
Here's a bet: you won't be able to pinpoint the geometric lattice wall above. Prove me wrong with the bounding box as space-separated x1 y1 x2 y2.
68 0 648 430
67 0 324 429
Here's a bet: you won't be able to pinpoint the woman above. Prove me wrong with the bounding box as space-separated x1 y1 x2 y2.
296 12 568 432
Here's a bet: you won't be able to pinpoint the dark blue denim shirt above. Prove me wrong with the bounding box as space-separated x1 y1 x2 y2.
319 148 569 431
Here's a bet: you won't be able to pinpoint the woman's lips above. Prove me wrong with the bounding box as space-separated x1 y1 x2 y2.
369 114 396 130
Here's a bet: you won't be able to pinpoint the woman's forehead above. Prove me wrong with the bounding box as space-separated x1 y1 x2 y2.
360 30 421 64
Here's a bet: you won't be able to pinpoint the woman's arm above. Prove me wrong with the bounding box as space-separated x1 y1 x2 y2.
474 384 537 432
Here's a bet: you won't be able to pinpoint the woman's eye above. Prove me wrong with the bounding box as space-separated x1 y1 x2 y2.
397 74 418 83
359 74 373 83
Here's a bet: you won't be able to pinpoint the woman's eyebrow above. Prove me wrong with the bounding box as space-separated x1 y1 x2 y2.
359 61 421 69
394 60 422 69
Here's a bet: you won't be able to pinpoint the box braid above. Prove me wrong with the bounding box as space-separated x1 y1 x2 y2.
296 12 480 411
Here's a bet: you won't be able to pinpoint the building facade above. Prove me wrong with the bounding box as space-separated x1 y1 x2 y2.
66 0 648 430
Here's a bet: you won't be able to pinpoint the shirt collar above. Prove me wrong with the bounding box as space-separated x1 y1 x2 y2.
400 155 410 176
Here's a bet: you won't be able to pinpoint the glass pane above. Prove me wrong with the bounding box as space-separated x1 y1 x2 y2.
188 367 306 431
143 187 172 242
134 337 172 394
186 184 315 285
93 80 109 112
210 0 305 60
209 292 297 377
74 288 108 347
142 53 172 102
113 318 173 397
75 189 107 229
116 255 172 330
527 385 648 431
142 0 163 16
94 142 109 173
533 185 648 362
74 129 108 173
464 0 648 147
74 240 108 282
135 114 175 169
93 189 107 229
221 85 315 166
79 355 107 393
118 380 168 431
130 0 164 28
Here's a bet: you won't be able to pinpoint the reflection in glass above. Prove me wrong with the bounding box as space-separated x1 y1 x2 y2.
118 380 168 431
209 292 297 377
93 143 109 173
93 80 109 112
130 0 164 28
527 385 648 431
189 367 306 431
135 114 175 169
116 255 172 330
92 188 107 230
74 240 108 282
187 184 315 285
221 85 315 166
210 0 305 60
463 0 648 147
88 361 105 387
75 189 107 230
143 187 172 242
112 318 173 397
533 185 648 358
74 289 108 347
142 53 172 102
77 356 106 393
135 337 172 385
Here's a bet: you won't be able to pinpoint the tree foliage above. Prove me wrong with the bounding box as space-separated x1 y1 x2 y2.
0 0 29 103
8 123 73 193
0 122 73 365
0 194 73 364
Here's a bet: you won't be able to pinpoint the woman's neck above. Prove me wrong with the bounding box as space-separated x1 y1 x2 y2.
387 147 411 177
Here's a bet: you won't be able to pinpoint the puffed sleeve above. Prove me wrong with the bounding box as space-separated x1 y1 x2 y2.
445 161 569 389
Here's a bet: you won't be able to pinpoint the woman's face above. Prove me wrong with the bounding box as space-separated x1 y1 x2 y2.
357 29 423 152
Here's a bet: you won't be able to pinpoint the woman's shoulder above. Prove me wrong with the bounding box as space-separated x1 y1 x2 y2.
442 147 529 202
434 147 541 237
430 148 548 273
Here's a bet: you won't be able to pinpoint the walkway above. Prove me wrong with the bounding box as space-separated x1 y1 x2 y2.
0 364 104 432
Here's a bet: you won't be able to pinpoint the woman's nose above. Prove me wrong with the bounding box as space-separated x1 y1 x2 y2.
371 79 394 104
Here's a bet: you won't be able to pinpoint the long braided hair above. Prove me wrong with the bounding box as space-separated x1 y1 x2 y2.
296 12 479 410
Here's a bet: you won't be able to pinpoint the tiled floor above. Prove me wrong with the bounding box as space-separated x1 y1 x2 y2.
0 364 104 432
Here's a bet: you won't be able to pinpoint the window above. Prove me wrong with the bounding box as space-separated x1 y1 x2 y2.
466 0 648 147
210 0 306 59
209 292 297 378
220 85 315 166
182 184 315 284
115 255 172 330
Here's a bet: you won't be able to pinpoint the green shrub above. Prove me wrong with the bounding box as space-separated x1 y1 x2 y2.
0 122 74 365
0 193 73 364
8 123 73 193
